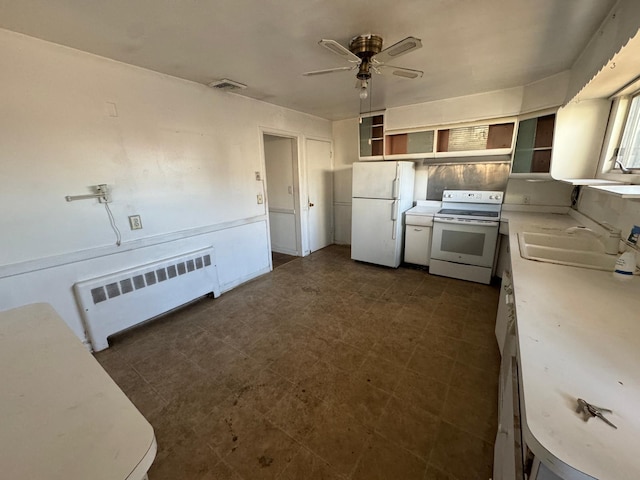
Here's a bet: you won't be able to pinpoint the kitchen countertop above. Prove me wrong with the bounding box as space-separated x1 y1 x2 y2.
0 303 157 480
406 200 442 216
501 211 640 480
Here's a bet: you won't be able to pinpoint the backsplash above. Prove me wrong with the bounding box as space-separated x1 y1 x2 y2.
578 188 640 244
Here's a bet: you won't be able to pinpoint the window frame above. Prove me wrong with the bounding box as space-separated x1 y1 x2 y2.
598 91 640 184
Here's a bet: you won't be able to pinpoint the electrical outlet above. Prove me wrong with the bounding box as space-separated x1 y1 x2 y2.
257 194 263 204
523 195 531 205
288 185 293 194
128 215 143 230
255 171 262 181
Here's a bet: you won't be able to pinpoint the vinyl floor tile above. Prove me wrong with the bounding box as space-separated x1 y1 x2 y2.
95 245 500 480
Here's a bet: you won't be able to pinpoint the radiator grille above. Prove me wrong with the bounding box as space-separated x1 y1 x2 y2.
88 254 212 305
74 247 220 351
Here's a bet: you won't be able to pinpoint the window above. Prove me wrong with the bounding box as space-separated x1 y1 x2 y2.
614 93 640 171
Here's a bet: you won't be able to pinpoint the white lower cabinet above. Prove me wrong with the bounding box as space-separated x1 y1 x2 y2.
493 272 589 480
404 224 431 266
493 289 523 480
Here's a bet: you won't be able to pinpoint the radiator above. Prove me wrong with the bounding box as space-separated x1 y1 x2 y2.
74 247 220 351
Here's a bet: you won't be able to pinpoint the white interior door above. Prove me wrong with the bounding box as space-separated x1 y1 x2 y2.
264 135 300 256
306 138 333 253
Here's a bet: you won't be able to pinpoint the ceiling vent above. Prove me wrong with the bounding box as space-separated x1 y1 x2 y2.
207 78 247 90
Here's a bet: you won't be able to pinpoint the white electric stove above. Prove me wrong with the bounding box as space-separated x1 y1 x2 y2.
429 190 503 284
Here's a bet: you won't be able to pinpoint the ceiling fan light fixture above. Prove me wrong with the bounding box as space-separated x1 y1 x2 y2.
392 69 420 79
325 43 350 56
359 82 368 100
387 41 417 57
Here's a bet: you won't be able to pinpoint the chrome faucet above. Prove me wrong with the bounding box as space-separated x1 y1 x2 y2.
565 225 621 254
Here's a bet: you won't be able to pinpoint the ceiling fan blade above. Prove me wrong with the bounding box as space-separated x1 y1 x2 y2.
319 39 361 63
374 64 424 79
371 36 422 65
303 65 356 76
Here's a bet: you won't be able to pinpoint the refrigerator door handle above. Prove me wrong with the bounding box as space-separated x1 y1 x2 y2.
392 178 399 199
391 200 399 240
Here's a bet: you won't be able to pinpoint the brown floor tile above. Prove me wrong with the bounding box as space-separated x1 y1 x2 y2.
322 338 368 372
266 385 328 441
369 335 417 366
393 369 449 416
450 360 499 394
302 407 372 477
456 340 500 376
266 350 319 384
229 367 294 415
416 332 462 360
356 351 403 393
352 432 427 480
327 374 391 429
376 396 440 461
93 245 499 480
407 345 456 385
200 460 245 480
429 421 494 479
424 464 460 479
221 416 299 480
441 384 497 443
148 428 221 480
278 446 345 480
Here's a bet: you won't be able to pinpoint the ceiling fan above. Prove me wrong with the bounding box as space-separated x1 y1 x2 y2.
303 34 424 99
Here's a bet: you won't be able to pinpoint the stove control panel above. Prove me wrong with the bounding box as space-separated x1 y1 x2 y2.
441 190 503 204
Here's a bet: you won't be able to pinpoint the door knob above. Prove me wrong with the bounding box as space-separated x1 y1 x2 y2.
309 202 315 207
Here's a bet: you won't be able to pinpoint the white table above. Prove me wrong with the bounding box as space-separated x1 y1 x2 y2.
0 303 156 480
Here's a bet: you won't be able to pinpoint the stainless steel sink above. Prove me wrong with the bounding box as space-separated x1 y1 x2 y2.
518 232 617 271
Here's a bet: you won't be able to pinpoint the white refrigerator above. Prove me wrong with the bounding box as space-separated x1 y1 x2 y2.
351 161 415 267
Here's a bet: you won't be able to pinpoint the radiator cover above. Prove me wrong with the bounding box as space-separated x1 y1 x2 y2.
74 247 220 351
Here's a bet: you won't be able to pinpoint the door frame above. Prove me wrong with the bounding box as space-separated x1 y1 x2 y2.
259 128 303 264
304 136 335 254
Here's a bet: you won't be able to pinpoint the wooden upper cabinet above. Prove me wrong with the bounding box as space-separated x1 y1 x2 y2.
382 119 515 160
359 113 385 160
436 122 515 154
384 130 435 158
511 114 556 175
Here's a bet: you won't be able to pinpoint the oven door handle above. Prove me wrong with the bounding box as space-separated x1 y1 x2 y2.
433 217 499 227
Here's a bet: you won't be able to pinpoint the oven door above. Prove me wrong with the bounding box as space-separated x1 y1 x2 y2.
431 218 499 267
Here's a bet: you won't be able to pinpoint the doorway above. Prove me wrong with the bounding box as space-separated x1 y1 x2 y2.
306 138 334 253
263 134 302 266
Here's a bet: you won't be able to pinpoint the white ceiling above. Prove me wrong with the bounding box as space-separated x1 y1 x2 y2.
0 0 617 120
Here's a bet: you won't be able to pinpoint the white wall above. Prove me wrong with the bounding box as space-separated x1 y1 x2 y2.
504 179 573 206
577 188 640 242
385 87 524 131
264 135 297 254
0 29 331 342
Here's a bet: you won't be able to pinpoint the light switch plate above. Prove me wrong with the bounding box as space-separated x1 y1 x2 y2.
128 215 143 230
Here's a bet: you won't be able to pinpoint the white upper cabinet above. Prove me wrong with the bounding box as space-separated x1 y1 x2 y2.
550 99 611 180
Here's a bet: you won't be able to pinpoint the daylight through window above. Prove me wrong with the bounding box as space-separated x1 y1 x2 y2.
616 94 640 170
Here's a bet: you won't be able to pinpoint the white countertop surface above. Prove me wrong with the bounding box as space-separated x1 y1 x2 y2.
0 303 157 480
501 211 640 480
406 200 442 216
